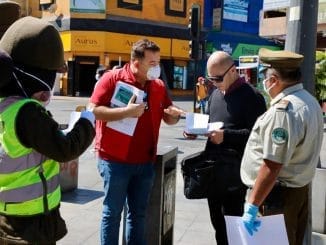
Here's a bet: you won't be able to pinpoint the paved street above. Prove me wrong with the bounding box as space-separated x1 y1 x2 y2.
47 96 325 245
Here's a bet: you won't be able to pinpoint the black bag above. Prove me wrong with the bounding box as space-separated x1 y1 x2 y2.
181 151 216 199
181 149 243 200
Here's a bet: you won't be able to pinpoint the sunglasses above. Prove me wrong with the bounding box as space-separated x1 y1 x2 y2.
206 64 234 83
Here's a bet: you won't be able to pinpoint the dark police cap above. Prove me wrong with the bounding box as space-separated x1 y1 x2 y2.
0 16 64 71
259 48 304 69
0 1 20 39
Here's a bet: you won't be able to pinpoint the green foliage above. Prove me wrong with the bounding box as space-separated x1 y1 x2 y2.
315 51 326 102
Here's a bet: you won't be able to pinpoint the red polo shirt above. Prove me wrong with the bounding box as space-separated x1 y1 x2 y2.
90 63 172 164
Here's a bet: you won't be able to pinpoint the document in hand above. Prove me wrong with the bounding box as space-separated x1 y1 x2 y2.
184 112 223 135
224 215 289 245
107 81 145 136
61 111 81 135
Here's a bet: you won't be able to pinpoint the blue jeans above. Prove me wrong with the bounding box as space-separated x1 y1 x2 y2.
97 158 155 245
199 99 207 114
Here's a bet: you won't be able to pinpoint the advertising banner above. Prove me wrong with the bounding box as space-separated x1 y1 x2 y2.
223 0 249 22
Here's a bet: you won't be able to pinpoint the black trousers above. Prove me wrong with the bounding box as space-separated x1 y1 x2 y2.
0 206 66 245
260 185 309 245
207 185 247 245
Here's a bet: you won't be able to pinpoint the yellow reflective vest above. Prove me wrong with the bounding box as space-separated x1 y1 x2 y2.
0 97 61 216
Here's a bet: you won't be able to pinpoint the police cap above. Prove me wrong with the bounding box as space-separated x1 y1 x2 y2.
259 48 304 69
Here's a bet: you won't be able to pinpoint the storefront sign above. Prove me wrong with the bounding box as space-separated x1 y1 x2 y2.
207 41 280 60
232 43 280 59
70 0 106 13
171 39 190 59
64 31 106 52
263 0 290 10
212 0 222 30
106 33 171 57
239 55 259 67
223 0 249 22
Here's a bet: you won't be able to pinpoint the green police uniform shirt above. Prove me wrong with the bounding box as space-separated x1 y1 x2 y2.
241 83 324 187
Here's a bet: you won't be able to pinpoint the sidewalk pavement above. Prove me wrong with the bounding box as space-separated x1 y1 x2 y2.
51 97 215 245
48 96 326 245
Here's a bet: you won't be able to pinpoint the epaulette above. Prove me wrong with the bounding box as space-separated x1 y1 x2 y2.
275 99 289 110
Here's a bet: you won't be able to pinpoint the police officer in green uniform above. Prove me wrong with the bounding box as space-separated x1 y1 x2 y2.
240 48 324 245
0 17 95 244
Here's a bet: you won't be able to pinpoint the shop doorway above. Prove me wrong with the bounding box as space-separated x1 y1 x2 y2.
71 56 99 97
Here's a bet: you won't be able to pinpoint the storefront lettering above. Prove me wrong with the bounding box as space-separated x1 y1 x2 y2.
241 47 257 56
182 45 189 51
125 40 136 48
75 38 98 46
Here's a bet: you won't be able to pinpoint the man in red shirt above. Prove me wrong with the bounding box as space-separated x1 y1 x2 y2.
89 39 184 245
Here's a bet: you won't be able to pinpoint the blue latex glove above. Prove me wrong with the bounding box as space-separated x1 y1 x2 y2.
242 202 261 236
80 110 95 127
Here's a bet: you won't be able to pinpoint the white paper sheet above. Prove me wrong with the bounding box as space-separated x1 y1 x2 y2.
184 113 223 135
62 111 81 135
107 81 145 136
225 215 289 245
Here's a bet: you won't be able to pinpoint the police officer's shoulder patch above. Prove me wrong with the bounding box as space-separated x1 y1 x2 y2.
276 99 289 110
271 127 288 144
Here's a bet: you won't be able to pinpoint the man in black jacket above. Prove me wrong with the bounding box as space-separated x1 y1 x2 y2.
204 51 266 244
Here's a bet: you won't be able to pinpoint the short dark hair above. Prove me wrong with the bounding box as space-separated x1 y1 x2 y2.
131 39 160 61
274 67 302 83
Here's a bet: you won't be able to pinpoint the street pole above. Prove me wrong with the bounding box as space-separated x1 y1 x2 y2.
284 1 319 245
284 0 318 94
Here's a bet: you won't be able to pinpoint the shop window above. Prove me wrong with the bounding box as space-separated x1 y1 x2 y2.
165 0 186 17
118 0 142 11
173 66 184 89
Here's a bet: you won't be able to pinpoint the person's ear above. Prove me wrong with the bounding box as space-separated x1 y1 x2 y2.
39 91 51 102
133 59 140 68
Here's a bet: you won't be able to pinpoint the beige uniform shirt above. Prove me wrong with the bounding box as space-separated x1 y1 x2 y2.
241 83 324 187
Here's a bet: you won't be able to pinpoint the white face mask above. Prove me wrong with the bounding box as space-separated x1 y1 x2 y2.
263 77 275 96
95 74 100 81
147 65 161 80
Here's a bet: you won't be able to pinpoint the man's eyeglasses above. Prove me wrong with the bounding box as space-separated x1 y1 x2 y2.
206 64 234 83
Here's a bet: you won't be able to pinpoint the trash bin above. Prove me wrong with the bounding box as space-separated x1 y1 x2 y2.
59 159 79 192
58 123 79 192
122 146 178 244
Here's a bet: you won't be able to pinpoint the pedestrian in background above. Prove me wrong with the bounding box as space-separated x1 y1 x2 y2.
0 16 95 244
241 48 324 245
95 64 108 81
195 76 208 113
88 39 184 245
185 51 266 244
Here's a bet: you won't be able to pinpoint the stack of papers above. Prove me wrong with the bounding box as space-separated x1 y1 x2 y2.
184 113 223 135
224 215 289 245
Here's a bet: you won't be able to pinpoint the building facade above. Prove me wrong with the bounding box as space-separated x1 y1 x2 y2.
40 0 202 96
5 0 283 97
